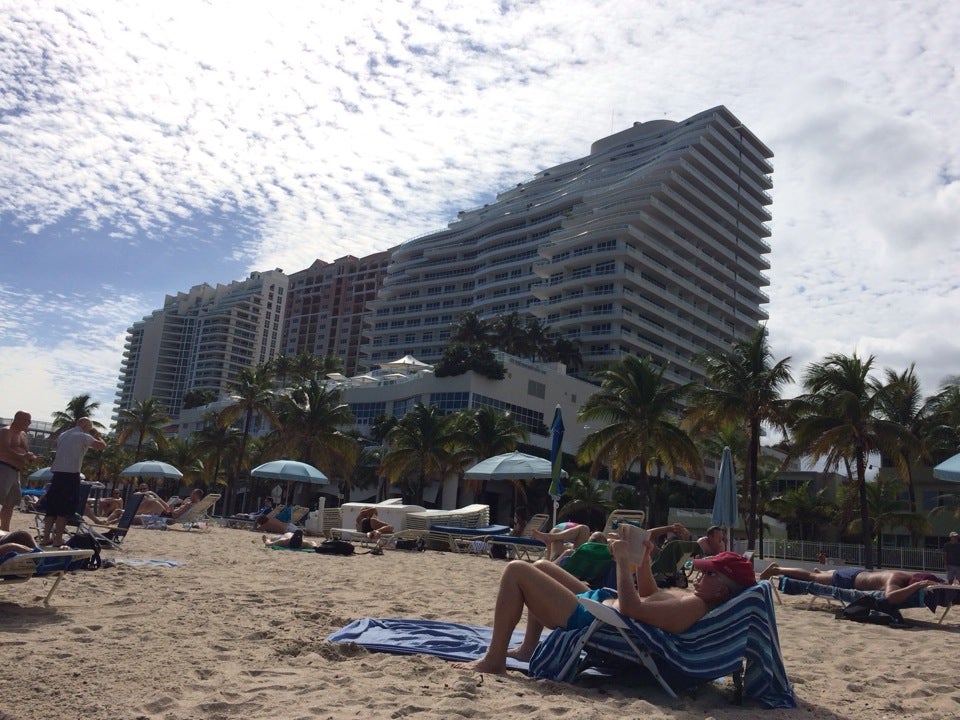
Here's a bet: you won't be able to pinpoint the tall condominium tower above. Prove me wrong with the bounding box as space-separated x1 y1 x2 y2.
362 106 772 385
283 252 393 377
115 269 289 420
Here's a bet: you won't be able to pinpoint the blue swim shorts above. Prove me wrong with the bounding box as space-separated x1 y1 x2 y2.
832 567 863 590
565 587 617 631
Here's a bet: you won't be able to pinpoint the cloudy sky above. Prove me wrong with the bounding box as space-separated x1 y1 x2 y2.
1 0 958 427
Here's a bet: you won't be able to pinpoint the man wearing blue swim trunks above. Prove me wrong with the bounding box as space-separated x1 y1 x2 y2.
759 563 942 605
454 528 757 675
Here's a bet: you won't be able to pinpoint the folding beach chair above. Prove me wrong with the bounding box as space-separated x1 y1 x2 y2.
0 549 95 607
167 493 221 527
530 581 795 708
74 492 145 550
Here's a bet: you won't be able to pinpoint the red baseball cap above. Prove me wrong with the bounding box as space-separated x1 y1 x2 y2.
692 551 757 589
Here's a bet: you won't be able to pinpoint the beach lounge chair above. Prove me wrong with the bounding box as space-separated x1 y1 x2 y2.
74 492 145 549
167 493 221 528
775 576 960 625
0 548 95 607
650 540 700 588
486 513 550 561
603 509 647 534
530 580 795 708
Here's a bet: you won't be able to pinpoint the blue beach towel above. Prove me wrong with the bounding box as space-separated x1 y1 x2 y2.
327 618 530 672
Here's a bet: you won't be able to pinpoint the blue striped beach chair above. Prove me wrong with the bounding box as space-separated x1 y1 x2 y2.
528 580 795 709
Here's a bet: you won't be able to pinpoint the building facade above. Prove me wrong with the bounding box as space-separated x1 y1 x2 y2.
115 270 289 420
362 106 773 388
283 252 393 377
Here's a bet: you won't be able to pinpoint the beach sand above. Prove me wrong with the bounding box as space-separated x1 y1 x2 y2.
2 512 958 720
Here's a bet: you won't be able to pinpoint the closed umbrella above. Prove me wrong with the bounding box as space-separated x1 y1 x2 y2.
547 406 565 525
711 446 739 546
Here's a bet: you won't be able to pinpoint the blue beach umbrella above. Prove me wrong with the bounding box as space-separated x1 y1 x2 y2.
251 460 329 507
711 446 739 533
933 452 960 482
548 405 565 525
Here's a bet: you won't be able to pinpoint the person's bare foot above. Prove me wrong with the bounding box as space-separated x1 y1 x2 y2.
453 657 507 674
261 534 270 545
530 529 550 543
506 645 537 662
758 562 781 580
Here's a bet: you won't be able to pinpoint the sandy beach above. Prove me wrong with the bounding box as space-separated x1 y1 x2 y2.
2 512 958 720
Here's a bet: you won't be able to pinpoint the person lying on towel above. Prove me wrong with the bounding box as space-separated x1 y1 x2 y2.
453 528 757 675
758 563 943 606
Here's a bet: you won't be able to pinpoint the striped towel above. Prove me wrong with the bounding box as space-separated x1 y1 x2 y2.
528 581 795 709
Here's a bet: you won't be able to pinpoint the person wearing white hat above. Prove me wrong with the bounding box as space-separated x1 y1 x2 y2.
943 532 960 585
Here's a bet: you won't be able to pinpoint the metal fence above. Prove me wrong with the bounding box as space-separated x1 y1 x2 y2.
758 539 946 573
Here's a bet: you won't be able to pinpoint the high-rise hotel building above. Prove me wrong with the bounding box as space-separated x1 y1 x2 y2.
363 106 772 385
115 270 289 420
283 252 393 377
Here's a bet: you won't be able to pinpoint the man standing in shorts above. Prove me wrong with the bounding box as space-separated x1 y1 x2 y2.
943 532 960 585
41 417 106 546
0 411 38 531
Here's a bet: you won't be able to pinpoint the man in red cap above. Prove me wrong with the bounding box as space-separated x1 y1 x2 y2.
455 530 757 675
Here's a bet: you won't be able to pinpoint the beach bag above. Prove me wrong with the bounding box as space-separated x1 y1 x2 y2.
315 539 355 556
66 532 102 570
395 537 425 552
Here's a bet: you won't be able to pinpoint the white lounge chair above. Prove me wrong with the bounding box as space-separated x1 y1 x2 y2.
0 549 95 606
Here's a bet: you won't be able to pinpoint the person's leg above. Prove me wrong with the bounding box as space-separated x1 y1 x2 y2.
758 563 830 583
455 561 581 673
370 519 394 535
41 515 55 545
2 530 37 548
51 516 67 546
0 505 12 532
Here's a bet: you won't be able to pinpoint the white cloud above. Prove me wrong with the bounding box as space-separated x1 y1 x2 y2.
1 0 958 422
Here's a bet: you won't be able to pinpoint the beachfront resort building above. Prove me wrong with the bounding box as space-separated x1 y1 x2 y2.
114 270 289 421
283 252 393 377
362 105 773 388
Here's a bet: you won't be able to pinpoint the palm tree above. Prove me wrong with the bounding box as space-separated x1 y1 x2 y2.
51 394 104 433
873 364 939 513
219 365 278 498
116 398 170 461
449 405 529 498
491 311 532 358
164 437 204 490
451 310 490 345
790 353 906 568
193 412 240 490
577 355 702 508
381 403 454 504
547 336 583 373
558 476 614 528
848 478 929 567
767 480 832 542
273 378 356 472
689 325 793 551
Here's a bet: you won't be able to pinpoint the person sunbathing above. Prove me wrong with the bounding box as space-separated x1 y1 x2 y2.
0 529 67 553
134 487 204 521
530 521 591 561
254 514 323 536
454 532 757 674
758 563 943 606
261 530 321 549
355 506 394 538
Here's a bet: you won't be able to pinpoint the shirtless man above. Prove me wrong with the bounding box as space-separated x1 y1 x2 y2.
759 563 942 606
0 411 39 531
454 532 757 674
697 525 727 556
135 487 204 520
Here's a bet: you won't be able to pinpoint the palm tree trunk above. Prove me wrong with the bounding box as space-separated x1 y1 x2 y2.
856 444 873 569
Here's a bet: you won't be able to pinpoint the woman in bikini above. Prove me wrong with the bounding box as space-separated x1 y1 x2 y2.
355 506 394 538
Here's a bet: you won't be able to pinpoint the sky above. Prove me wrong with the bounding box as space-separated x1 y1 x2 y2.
1 0 958 429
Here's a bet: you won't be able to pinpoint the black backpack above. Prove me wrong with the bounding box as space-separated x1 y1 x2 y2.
315 539 355 556
66 532 102 570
